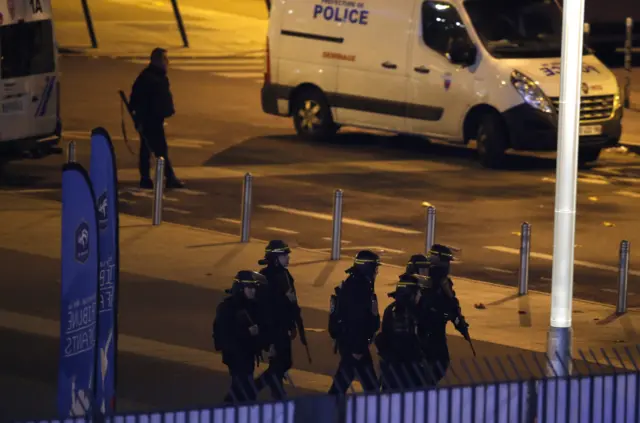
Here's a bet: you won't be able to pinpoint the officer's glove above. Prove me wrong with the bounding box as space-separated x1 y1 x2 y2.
286 290 297 303
249 325 259 336
268 344 277 359
453 316 470 337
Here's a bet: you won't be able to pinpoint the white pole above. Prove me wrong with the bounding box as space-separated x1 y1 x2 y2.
547 0 586 377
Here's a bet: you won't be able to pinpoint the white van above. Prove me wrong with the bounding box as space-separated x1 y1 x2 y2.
261 0 622 167
0 0 61 163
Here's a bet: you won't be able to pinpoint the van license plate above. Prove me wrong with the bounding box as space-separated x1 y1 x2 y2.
579 125 602 136
1 100 23 114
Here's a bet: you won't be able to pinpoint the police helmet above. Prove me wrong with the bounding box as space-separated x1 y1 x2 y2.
391 273 422 299
227 270 266 295
405 253 430 275
427 244 455 264
258 239 291 265
346 250 381 275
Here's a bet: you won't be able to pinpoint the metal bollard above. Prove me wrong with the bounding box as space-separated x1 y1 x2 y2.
624 17 633 109
425 206 436 253
518 222 531 295
80 0 98 48
331 189 343 260
240 173 253 243
617 240 630 314
152 157 165 226
67 141 76 163
170 0 189 47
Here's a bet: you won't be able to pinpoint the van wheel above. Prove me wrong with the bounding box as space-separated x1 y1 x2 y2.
476 113 508 169
578 147 601 165
292 90 337 142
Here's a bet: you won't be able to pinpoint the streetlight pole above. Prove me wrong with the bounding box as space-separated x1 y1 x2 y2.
547 0 586 376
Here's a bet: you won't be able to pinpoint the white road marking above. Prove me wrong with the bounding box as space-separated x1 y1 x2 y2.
119 198 136 205
484 246 640 277
305 328 326 333
128 191 179 202
616 190 640 199
164 207 191 215
174 188 208 196
484 267 515 274
321 237 351 244
260 204 422 235
62 131 214 149
216 217 241 225
601 288 618 293
266 226 299 234
542 176 609 185
0 188 59 194
338 246 406 254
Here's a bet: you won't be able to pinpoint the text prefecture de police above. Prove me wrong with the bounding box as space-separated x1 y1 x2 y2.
314 0 369 25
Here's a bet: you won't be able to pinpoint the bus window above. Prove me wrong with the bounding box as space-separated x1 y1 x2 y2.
1 19 55 79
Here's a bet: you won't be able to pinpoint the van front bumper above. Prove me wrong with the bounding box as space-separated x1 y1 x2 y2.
501 104 622 151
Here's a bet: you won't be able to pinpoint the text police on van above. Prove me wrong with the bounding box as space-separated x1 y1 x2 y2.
313 0 369 25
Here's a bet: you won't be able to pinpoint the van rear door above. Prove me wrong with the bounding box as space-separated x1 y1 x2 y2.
0 19 57 143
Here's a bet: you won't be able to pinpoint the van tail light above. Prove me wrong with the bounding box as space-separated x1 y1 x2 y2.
264 36 271 84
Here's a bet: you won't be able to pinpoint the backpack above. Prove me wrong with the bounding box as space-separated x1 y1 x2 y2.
212 297 231 352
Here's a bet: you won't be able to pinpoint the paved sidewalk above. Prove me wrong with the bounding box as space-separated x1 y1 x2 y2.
1 191 639 360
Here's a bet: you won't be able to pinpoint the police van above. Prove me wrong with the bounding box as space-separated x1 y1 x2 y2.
261 0 622 168
0 0 61 164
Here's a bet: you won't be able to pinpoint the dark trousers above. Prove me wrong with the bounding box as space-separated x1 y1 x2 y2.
224 360 257 403
138 123 176 181
328 349 378 394
380 360 431 391
253 339 292 400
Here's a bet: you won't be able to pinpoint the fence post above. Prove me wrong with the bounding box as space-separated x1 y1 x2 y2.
425 206 436 253
80 0 98 48
67 141 76 163
240 173 253 243
624 17 633 109
331 189 343 261
170 0 189 47
518 222 531 295
617 240 630 314
152 157 165 226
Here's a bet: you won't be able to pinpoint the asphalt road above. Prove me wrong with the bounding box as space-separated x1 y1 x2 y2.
1 54 640 419
4 56 640 307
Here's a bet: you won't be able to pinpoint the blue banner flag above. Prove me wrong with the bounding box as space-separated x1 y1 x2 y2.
57 163 100 417
90 127 120 415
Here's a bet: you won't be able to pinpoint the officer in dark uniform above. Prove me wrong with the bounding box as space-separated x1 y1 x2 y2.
253 240 299 399
419 244 470 385
327 250 381 394
376 274 428 391
129 47 184 190
212 270 269 403
389 254 431 301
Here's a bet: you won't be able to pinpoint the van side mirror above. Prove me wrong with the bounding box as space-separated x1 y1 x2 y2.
448 39 477 67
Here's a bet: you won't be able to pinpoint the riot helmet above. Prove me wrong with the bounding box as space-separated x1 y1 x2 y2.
258 239 291 267
405 254 430 276
226 270 266 299
427 244 455 279
346 249 381 281
390 273 422 304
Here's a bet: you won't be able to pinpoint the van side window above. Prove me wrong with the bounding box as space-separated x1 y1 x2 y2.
421 1 470 57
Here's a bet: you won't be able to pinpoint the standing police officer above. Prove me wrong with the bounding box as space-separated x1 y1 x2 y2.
129 47 184 189
419 244 470 385
376 274 428 391
253 240 299 399
212 271 269 403
327 250 381 394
